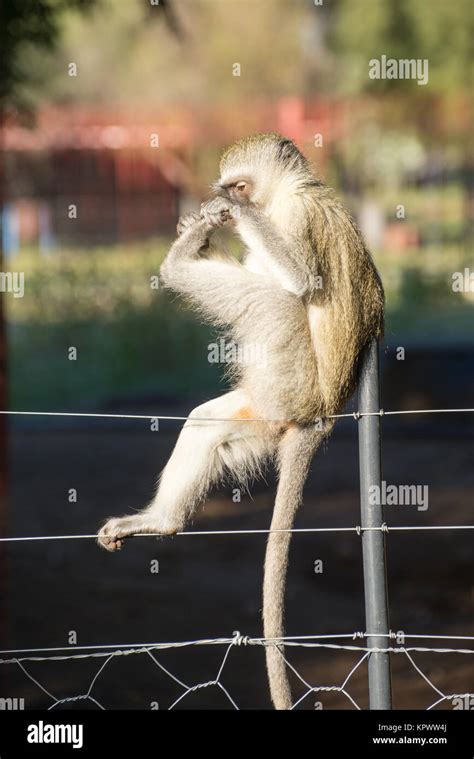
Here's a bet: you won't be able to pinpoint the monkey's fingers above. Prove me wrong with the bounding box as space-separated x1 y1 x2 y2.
201 206 235 229
201 196 228 213
176 211 201 236
200 196 238 223
201 211 225 229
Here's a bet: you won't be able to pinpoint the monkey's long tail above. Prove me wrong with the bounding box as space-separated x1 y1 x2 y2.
263 422 333 710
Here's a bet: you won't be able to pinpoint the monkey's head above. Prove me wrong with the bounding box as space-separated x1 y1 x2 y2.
216 133 312 212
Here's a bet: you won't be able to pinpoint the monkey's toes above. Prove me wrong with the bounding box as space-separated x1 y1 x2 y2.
97 533 124 552
97 518 129 552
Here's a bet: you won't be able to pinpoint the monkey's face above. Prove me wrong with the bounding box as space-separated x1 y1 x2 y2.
216 176 254 206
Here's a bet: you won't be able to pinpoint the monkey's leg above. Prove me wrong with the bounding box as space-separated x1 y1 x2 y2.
97 389 275 551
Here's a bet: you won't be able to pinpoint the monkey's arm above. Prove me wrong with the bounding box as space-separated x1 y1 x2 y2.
237 206 316 297
160 217 280 328
160 217 210 277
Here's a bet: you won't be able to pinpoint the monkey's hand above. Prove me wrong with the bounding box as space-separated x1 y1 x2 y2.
177 211 201 237
200 196 241 230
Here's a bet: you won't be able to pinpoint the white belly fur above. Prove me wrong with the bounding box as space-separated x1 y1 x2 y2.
308 302 325 344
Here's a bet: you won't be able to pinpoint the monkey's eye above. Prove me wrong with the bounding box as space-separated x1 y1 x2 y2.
235 182 247 192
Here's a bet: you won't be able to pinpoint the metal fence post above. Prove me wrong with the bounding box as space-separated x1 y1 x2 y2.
358 338 392 709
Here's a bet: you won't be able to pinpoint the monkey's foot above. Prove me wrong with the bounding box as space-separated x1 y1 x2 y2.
97 514 180 552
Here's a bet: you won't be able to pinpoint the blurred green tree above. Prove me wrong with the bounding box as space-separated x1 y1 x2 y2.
329 0 473 94
0 0 97 108
6 0 318 106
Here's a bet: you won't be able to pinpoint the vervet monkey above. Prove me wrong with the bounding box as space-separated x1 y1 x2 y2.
97 134 384 709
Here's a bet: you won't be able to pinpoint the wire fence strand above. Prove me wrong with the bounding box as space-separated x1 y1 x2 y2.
0 407 473 424
2 400 473 709
1 523 474 543
2 632 473 711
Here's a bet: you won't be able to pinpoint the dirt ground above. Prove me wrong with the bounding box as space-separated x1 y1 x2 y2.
1 408 473 710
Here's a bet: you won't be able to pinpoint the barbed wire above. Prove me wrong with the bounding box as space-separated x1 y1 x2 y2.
2 630 474 661
0 407 472 424
1 523 473 543
2 632 473 710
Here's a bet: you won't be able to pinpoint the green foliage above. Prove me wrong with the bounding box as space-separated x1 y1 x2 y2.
0 0 96 106
3 0 472 108
13 0 308 107
5 234 472 411
6 240 224 410
330 0 474 94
